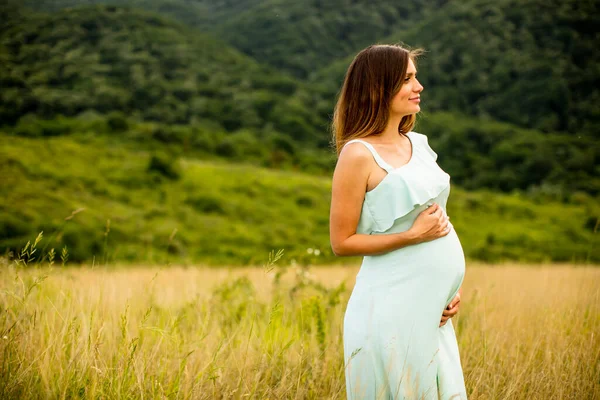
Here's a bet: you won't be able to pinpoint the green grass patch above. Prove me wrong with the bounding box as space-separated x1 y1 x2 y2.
0 133 598 265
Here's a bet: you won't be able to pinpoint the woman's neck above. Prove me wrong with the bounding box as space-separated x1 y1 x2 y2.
373 113 407 143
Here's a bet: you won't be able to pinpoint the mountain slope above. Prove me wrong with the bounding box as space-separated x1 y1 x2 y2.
21 0 600 137
4 1 599 196
22 0 264 28
0 5 331 146
23 0 444 79
313 0 600 138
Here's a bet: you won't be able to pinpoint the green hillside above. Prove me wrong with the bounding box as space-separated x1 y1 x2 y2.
1 130 598 265
1 1 598 266
22 0 443 80
203 0 443 79
0 5 331 146
21 0 264 29
23 0 600 138
9 110 599 197
12 1 599 196
19 0 600 137
313 0 600 139
416 112 600 196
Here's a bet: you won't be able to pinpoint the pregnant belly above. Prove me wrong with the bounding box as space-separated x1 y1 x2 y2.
356 223 466 309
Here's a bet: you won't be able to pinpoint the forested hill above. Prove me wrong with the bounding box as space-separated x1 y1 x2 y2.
22 0 445 80
23 0 600 140
190 0 445 79
0 5 332 147
23 0 266 30
313 0 600 139
2 2 599 197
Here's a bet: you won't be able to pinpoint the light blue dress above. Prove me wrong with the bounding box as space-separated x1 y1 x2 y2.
342 131 467 400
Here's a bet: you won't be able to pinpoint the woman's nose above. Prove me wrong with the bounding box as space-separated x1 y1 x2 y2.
415 80 424 93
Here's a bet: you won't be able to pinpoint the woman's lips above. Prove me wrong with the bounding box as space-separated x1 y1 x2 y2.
409 97 420 102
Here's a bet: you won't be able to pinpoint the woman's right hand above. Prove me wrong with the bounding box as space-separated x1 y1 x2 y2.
409 203 451 243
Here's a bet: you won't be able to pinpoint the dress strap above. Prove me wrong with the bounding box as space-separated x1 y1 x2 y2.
343 139 394 173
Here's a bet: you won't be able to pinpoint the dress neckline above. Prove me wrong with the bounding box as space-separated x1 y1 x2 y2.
355 132 415 172
387 132 414 171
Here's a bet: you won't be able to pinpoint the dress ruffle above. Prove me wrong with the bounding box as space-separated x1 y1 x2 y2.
358 171 450 233
421 133 439 161
355 132 450 234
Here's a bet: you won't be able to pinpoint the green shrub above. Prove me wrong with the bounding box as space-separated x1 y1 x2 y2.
13 115 75 137
107 111 129 132
147 153 181 180
185 195 226 214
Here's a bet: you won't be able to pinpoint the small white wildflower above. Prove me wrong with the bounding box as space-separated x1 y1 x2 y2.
306 248 314 255
314 249 321 256
2 336 7 340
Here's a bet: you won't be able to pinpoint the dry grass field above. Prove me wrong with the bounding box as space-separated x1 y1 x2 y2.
1 257 598 399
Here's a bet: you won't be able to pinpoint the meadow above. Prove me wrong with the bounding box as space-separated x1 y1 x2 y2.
1 243 598 399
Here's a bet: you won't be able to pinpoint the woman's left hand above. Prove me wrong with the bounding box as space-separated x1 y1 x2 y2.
439 289 461 327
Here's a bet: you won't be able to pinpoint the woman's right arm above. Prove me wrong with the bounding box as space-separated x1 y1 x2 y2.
329 143 450 257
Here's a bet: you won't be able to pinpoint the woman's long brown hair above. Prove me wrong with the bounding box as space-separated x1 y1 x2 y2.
331 44 424 156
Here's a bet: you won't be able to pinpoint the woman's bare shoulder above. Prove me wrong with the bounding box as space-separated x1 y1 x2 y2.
337 141 373 166
333 142 373 189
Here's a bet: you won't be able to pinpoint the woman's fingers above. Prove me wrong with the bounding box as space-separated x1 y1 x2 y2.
448 293 461 308
440 293 462 326
442 297 461 318
440 307 456 326
438 221 451 237
426 203 439 215
441 218 449 231
442 307 459 318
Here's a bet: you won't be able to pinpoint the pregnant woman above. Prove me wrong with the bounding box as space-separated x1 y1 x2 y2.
329 44 467 399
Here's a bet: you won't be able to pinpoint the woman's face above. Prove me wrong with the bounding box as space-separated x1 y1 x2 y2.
390 58 424 117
